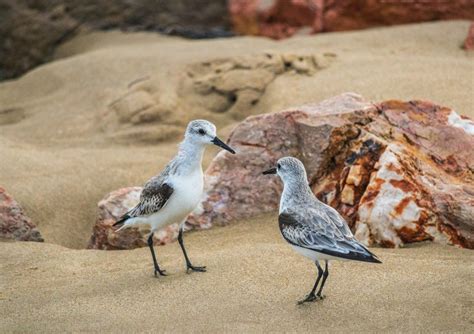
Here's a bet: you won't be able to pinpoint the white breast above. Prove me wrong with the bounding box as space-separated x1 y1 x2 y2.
171 170 204 213
147 170 203 231
291 245 349 262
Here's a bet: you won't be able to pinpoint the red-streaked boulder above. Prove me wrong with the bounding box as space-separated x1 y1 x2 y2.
464 22 474 50
0 187 43 242
191 93 474 249
228 0 474 39
322 0 474 32
87 187 179 250
90 93 474 249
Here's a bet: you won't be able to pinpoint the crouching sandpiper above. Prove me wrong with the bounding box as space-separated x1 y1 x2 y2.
114 120 235 276
263 157 381 304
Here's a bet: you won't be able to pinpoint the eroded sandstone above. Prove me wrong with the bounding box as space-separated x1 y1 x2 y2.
101 52 335 143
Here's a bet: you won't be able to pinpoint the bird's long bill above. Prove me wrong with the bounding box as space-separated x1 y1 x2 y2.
212 136 236 154
262 167 277 175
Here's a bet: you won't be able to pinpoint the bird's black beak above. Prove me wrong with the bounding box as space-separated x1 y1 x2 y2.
262 167 277 175
212 136 236 154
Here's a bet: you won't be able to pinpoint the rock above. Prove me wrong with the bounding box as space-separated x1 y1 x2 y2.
229 0 474 39
322 0 474 32
190 93 473 249
0 0 231 80
87 187 179 250
229 0 322 39
0 1 78 80
464 22 474 50
90 93 474 250
0 187 43 242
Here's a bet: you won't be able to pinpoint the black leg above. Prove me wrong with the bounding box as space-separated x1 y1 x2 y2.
316 260 329 299
177 227 206 273
148 233 167 277
298 260 324 304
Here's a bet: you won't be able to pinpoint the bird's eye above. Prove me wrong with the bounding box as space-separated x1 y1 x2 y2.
198 128 206 135
277 163 281 169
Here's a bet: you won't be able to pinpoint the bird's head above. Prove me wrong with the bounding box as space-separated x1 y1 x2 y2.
262 156 308 185
185 119 235 154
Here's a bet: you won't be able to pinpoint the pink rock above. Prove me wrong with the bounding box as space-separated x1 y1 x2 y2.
322 0 474 32
229 0 322 39
0 187 43 242
464 22 474 50
193 94 474 249
228 0 474 39
90 93 474 249
87 187 179 250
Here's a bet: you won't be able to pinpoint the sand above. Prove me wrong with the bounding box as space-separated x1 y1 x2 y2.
1 215 473 332
0 20 473 332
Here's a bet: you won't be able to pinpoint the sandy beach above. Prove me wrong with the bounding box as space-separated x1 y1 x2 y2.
1 215 474 332
1 20 473 332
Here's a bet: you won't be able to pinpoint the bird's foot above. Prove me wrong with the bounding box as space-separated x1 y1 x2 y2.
297 293 320 305
154 268 167 277
316 293 326 300
186 263 207 274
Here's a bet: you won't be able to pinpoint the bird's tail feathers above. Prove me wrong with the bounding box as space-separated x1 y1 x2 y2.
367 254 382 264
113 214 130 232
362 245 382 264
114 223 128 232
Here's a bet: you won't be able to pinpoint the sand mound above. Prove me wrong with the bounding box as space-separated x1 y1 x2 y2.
0 21 472 249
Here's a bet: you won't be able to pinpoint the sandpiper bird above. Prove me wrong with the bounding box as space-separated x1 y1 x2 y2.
263 157 381 304
114 120 235 276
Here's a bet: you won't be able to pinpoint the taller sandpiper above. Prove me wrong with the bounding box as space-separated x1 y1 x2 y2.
263 157 381 304
114 120 235 276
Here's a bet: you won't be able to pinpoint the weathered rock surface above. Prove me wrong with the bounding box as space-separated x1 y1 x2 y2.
102 52 335 143
88 187 179 250
0 0 230 80
198 93 473 248
90 93 474 250
229 0 474 39
0 187 43 242
464 22 474 50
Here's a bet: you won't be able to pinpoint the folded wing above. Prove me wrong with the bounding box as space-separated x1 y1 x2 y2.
279 208 381 263
113 178 174 226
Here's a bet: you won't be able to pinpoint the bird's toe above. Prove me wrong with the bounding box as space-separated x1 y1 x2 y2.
186 265 207 274
297 294 319 305
154 269 167 277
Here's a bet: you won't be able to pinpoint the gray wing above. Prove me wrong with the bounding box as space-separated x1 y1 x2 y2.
279 207 381 263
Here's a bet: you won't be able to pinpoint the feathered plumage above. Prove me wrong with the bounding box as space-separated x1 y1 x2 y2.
113 181 174 227
279 208 381 263
263 156 381 303
112 119 235 276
